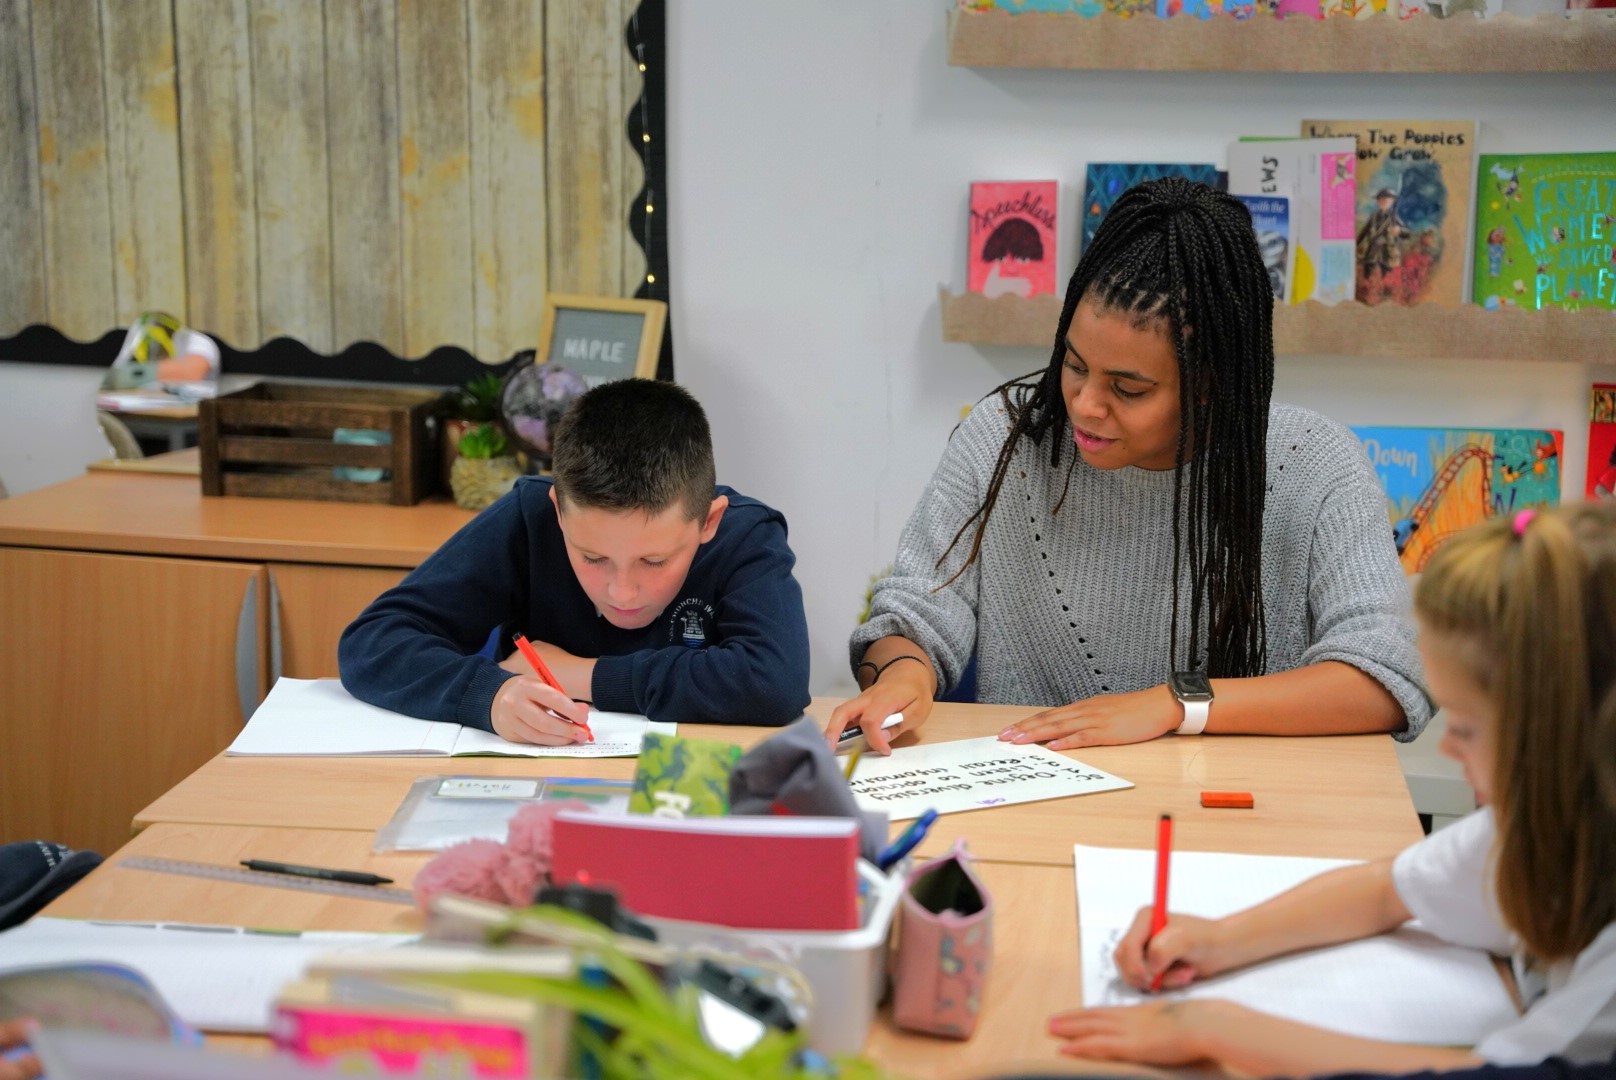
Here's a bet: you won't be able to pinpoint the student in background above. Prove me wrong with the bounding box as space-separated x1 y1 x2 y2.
831 177 1428 753
1047 499 1616 1073
340 379 811 743
0 1019 39 1080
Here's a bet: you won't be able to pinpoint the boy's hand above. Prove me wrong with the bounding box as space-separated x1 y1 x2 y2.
499 641 595 701
490 677 593 745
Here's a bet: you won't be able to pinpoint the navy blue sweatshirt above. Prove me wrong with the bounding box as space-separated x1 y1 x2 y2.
338 477 811 731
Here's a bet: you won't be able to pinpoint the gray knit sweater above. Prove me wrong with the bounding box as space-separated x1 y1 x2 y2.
851 400 1432 741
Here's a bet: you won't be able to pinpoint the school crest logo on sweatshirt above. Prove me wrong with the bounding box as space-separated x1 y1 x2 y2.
668 597 716 648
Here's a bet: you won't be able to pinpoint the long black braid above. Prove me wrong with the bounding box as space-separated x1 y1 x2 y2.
939 177 1275 678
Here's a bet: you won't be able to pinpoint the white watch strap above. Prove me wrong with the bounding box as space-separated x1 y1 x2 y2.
1176 698 1210 736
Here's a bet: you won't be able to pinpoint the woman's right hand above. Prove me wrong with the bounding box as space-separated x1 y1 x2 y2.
490 676 593 745
825 666 936 756
1113 907 1232 992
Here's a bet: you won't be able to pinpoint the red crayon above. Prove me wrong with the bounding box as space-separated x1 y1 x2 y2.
512 632 593 742
1148 812 1173 992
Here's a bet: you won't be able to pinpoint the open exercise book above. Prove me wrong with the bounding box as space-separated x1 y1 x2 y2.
1074 844 1519 1046
228 678 675 759
0 919 411 1033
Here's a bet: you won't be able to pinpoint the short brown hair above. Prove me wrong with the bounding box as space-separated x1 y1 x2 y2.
549 378 716 521
1415 499 1616 961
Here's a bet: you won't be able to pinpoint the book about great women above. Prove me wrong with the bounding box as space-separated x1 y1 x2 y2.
1472 152 1616 313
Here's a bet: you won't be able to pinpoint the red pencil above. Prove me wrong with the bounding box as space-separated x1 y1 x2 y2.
511 632 593 742
1148 812 1173 992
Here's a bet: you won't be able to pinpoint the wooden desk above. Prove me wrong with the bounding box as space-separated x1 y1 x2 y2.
137 699 1423 867
45 822 1089 1078
0 472 474 856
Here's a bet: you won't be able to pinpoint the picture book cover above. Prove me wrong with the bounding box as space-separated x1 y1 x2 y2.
961 0 1156 13
627 731 741 818
1229 138 1357 304
1300 120 1477 307
1234 195 1293 302
1472 152 1616 313
1276 0 1322 18
1353 426 1562 573
1590 384 1616 499
1081 164 1224 256
969 181 1059 298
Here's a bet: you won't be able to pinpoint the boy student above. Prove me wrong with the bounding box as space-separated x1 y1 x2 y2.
339 379 811 743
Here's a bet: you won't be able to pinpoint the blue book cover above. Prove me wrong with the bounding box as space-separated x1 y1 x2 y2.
1081 163 1226 255
1352 426 1562 574
1235 194 1292 302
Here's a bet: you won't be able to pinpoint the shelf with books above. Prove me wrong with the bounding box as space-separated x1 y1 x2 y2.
938 289 1615 363
946 8 1616 74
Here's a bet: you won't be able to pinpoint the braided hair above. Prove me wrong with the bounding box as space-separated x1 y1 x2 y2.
941 177 1276 678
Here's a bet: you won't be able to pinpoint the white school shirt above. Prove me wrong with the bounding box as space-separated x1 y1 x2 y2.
1392 808 1616 1064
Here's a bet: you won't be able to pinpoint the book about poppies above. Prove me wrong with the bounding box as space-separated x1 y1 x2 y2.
1300 120 1477 306
969 181 1059 298
1472 152 1616 313
1353 426 1562 574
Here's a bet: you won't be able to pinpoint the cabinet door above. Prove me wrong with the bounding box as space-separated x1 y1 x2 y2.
270 563 406 679
0 548 268 855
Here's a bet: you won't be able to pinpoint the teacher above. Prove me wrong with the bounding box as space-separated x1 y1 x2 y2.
829 178 1430 754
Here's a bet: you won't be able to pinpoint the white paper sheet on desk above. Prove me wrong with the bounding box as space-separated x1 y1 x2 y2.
1073 844 1519 1045
226 677 673 758
847 736 1132 821
0 919 413 1033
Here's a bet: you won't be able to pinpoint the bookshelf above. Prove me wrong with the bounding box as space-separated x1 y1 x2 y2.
939 289 1615 363
946 8 1616 74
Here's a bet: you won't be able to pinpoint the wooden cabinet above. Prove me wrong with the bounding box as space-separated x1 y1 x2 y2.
0 472 471 854
0 549 268 855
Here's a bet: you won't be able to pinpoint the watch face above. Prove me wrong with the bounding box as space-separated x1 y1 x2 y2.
1171 672 1213 701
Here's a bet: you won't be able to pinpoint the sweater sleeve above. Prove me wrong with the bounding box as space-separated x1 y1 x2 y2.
1298 434 1434 742
848 402 998 696
338 488 532 731
589 513 810 727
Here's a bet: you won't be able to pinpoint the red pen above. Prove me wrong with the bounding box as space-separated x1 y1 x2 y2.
511 632 593 742
1147 812 1173 992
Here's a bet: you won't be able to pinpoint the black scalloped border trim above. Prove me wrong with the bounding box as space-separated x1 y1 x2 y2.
626 0 672 381
0 323 522 386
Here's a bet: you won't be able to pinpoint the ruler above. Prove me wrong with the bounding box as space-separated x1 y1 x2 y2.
121 856 416 905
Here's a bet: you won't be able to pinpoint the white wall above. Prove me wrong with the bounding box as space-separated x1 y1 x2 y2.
666 1 1616 697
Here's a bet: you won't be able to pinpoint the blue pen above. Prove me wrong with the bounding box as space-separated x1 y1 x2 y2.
877 808 938 871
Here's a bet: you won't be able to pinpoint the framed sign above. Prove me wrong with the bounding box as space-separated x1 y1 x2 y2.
536 294 667 387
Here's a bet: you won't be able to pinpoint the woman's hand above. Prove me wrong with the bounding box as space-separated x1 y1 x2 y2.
825 665 935 756
1112 906 1231 992
999 685 1179 749
490 677 593 745
1049 999 1227 1067
0 1019 40 1080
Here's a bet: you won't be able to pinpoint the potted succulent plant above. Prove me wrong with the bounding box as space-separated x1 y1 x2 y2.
449 422 521 511
441 371 506 488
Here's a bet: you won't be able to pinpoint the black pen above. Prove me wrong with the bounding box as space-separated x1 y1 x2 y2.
240 860 394 886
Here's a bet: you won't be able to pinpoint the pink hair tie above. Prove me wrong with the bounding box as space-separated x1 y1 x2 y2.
1513 509 1538 537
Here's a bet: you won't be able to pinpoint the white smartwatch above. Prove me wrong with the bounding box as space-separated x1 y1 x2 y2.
1170 671 1213 735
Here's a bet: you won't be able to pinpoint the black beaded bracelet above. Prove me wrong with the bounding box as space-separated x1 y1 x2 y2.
872 654 928 680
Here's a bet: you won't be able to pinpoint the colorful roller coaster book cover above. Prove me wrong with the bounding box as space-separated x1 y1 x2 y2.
1354 427 1562 574
1472 153 1616 313
1590 384 1616 499
1300 120 1477 307
969 181 1059 299
1080 164 1225 257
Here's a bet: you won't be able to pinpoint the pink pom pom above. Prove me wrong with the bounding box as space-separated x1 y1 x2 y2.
504 800 585 864
495 853 544 907
411 838 509 913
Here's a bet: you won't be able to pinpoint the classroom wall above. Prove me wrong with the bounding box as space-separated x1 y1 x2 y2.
664 1 1616 697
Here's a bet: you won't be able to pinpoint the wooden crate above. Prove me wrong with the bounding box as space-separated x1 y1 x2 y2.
199 383 445 505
